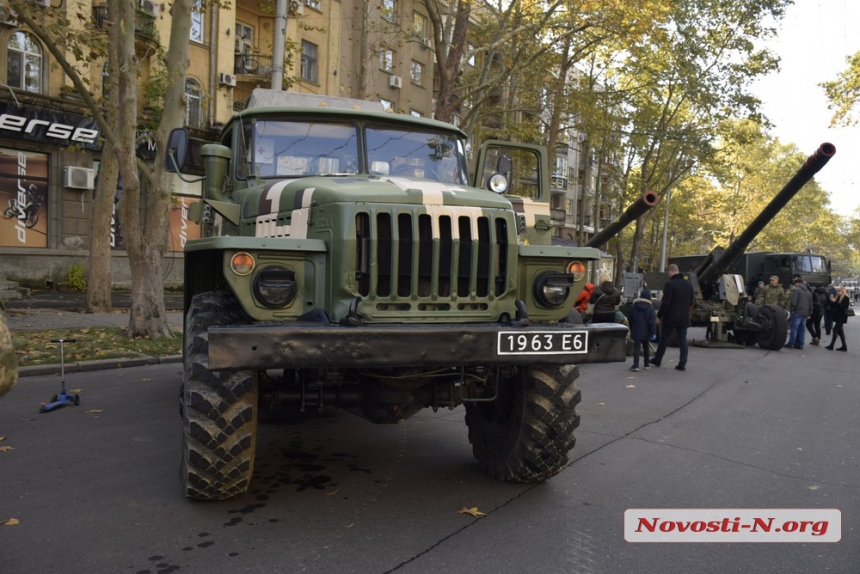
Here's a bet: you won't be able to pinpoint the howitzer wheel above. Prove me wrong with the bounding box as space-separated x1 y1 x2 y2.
755 304 789 350
181 291 258 500
465 365 580 483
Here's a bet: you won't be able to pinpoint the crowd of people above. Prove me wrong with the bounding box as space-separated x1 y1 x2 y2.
574 269 852 373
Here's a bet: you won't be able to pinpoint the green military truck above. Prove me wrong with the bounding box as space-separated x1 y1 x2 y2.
167 90 628 500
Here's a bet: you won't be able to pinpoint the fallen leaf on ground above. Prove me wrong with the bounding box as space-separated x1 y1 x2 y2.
0 436 5 441
625 385 636 389
0 446 13 453
84 409 104 414
325 489 340 496
3 518 19 526
597 402 605 406
457 507 486 518
70 389 83 393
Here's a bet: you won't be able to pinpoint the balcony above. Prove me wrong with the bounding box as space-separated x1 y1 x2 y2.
92 6 158 52
234 53 275 81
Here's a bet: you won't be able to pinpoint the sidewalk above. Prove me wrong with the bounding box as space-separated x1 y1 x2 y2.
3 290 185 378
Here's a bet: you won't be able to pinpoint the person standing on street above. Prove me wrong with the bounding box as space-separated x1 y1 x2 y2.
627 288 658 372
825 286 850 351
807 285 827 345
651 264 695 371
823 284 837 336
756 275 788 310
785 278 813 349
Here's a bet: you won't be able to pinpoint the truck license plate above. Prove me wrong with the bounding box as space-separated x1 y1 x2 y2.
497 331 588 355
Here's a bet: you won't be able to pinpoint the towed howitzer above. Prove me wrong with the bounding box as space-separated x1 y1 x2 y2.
687 142 836 349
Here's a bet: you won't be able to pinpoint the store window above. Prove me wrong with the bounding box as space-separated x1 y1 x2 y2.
185 79 204 128
0 148 49 247
6 31 42 93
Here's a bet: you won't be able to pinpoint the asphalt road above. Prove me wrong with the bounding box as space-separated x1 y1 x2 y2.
1 326 857 574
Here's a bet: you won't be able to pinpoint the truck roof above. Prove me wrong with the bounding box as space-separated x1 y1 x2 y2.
241 89 468 139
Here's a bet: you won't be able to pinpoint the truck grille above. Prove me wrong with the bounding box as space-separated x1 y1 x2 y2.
355 208 509 305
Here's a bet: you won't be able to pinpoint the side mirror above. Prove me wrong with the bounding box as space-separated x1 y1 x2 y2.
165 128 189 173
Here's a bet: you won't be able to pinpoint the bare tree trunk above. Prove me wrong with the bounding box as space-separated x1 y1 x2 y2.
86 140 118 312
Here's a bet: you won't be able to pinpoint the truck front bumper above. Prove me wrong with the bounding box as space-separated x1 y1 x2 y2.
206 321 628 371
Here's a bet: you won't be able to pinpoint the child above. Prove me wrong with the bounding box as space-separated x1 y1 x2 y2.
627 288 657 372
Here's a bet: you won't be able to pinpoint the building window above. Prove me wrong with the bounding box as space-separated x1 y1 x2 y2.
381 0 395 21
410 60 423 86
6 32 42 93
304 0 321 10
185 78 204 128
379 48 395 72
301 40 318 82
235 23 254 54
190 0 205 43
413 12 427 44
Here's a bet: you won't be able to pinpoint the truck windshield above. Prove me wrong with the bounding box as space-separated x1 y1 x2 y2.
250 120 360 178
365 126 468 184
245 120 468 184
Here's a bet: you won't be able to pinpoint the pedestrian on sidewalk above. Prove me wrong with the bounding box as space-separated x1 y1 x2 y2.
807 285 827 345
825 286 850 351
785 278 812 350
651 264 694 371
627 288 657 372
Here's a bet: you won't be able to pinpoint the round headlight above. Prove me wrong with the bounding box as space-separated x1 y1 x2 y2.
488 173 508 194
534 272 571 308
253 266 297 308
230 252 255 276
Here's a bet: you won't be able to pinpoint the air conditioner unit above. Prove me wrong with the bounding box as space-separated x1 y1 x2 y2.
219 72 236 87
63 166 95 190
139 0 158 16
289 0 303 15
389 75 403 89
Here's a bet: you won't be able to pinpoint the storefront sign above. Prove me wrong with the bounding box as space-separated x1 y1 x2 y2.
0 104 101 150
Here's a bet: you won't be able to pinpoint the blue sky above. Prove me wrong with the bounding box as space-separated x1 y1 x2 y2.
752 0 859 217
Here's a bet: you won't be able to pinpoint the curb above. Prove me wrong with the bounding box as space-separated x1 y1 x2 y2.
19 354 183 377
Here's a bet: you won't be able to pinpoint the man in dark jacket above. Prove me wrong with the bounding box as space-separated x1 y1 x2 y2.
786 278 813 349
651 264 695 371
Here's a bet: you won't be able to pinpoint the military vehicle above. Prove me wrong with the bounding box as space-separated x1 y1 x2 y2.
669 143 836 349
165 90 636 500
670 251 831 293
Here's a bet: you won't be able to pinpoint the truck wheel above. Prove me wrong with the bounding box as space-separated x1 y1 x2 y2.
181 291 258 500
755 304 789 350
465 365 580 482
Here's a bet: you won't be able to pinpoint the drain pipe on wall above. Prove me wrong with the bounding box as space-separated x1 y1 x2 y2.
208 3 219 126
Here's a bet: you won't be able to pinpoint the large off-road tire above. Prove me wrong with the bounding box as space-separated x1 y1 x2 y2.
465 365 581 482
756 304 789 350
181 291 258 500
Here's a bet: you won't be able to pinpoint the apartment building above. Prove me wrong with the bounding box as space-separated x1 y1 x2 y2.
0 0 613 287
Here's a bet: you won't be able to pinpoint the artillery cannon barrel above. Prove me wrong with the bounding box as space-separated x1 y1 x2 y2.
586 191 660 248
698 142 836 287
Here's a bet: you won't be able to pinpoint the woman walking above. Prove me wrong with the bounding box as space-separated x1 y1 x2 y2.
825 286 850 351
